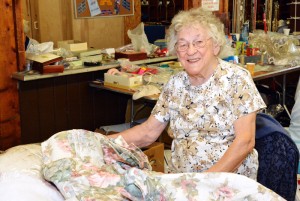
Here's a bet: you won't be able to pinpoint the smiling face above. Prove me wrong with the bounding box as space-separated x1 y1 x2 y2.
176 24 220 79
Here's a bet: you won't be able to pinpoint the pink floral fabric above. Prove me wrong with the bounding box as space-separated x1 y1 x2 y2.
41 129 284 201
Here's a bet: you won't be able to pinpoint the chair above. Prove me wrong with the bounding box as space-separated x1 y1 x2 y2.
289 77 300 154
255 112 299 201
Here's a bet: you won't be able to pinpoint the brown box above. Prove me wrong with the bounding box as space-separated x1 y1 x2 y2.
41 65 64 74
94 129 165 172
142 142 164 172
32 62 64 74
28 53 63 74
115 51 147 61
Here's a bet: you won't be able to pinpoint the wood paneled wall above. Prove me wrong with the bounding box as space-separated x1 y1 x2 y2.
18 72 129 144
71 1 126 49
22 0 141 49
124 0 141 45
23 0 228 49
0 0 25 150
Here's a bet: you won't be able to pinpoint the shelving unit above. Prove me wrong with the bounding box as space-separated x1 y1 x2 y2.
288 1 300 34
141 0 183 23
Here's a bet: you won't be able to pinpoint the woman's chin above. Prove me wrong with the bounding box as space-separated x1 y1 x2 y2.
184 65 202 74
185 69 202 77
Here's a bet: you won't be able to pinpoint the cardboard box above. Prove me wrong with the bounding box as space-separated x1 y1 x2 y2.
104 73 143 90
41 65 64 74
57 40 87 51
142 142 164 172
95 128 165 172
81 54 103 62
115 51 147 61
72 48 102 58
27 53 63 74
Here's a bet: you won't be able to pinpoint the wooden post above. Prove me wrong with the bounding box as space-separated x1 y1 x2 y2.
124 0 141 45
0 0 24 150
183 0 201 10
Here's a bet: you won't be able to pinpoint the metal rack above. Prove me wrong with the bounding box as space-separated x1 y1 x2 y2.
141 0 181 23
287 1 300 34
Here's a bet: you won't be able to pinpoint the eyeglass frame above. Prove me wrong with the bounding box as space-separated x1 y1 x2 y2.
175 37 212 52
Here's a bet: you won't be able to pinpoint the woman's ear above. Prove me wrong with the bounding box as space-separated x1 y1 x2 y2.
213 45 221 56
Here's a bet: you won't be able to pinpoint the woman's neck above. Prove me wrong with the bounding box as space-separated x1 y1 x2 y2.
189 58 219 86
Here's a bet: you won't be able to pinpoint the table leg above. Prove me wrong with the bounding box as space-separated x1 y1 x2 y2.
282 74 291 118
129 99 150 128
130 98 134 127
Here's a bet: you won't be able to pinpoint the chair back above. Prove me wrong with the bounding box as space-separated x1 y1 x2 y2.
255 113 299 201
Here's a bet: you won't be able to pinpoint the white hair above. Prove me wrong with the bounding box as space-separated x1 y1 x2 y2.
166 7 226 55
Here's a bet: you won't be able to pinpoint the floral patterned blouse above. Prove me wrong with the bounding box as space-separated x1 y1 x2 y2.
152 59 266 179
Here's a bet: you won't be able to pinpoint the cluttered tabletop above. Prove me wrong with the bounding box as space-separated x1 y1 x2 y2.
12 52 178 81
12 28 300 83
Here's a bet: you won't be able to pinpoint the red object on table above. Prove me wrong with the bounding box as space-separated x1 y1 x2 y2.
131 67 158 75
115 51 147 61
263 12 268 33
42 65 64 74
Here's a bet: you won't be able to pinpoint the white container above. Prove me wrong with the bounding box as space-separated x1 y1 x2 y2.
57 40 88 51
283 28 290 36
104 73 143 90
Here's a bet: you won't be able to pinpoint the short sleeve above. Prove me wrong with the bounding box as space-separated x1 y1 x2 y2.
231 71 266 118
151 80 173 123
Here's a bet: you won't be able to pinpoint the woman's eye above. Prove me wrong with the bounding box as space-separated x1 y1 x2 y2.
178 43 187 48
194 41 204 47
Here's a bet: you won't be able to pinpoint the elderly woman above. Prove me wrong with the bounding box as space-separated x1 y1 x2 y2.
109 7 266 180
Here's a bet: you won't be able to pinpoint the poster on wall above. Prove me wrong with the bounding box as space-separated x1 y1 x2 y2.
201 0 220 11
74 0 134 18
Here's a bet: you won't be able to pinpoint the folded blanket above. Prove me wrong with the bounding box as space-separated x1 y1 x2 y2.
42 129 285 201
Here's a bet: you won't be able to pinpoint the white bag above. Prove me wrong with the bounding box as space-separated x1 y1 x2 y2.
127 22 151 55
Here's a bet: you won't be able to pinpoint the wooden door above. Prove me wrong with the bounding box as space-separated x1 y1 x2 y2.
22 0 127 49
21 0 73 47
21 0 41 41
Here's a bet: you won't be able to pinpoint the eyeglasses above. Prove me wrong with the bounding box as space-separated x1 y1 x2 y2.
175 37 212 52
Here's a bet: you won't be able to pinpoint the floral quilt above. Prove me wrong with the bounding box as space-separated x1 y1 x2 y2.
41 129 285 201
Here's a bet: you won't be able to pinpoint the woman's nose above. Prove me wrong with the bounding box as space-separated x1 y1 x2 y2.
186 43 197 55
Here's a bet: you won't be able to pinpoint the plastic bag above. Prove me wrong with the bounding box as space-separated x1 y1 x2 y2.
127 22 151 55
249 30 300 66
26 41 54 54
118 59 139 72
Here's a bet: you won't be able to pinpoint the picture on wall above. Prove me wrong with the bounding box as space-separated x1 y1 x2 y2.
201 0 220 11
74 0 134 18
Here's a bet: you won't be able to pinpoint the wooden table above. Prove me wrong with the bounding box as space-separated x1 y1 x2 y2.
253 65 300 81
89 82 159 127
253 64 300 117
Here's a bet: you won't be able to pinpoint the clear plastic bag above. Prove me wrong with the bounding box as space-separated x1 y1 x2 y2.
127 22 152 55
249 30 300 66
26 41 54 55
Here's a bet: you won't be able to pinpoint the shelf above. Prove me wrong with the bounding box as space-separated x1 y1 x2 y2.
141 0 183 23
